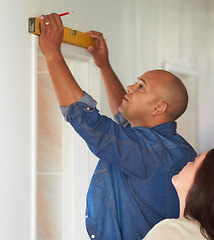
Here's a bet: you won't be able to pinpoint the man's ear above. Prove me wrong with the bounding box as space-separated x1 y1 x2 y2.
152 101 168 116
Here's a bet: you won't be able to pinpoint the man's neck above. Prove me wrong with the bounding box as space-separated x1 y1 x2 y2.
130 119 170 128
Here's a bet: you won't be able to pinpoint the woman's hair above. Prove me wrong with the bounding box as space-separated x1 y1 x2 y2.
184 148 214 240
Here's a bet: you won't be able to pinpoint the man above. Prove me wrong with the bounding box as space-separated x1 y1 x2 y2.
39 13 197 240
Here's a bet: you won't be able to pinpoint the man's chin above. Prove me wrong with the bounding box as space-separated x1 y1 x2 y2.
119 108 127 118
118 106 124 115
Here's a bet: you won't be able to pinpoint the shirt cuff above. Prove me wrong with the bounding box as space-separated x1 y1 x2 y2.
60 92 97 118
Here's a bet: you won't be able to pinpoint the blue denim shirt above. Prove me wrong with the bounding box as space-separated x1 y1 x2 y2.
60 93 197 240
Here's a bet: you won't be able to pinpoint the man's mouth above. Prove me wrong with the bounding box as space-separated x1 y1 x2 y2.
122 95 129 102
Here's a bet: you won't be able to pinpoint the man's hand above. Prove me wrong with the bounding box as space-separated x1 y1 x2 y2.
39 13 64 60
87 31 126 116
87 31 110 69
38 13 84 107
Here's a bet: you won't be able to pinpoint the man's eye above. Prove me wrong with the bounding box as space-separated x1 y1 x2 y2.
139 84 143 89
134 81 144 90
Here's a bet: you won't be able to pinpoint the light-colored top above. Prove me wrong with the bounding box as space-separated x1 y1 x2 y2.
143 217 206 240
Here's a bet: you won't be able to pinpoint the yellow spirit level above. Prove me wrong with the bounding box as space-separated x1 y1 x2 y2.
28 18 96 48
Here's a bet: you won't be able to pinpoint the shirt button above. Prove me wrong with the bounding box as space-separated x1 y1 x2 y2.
91 235 95 239
85 215 88 218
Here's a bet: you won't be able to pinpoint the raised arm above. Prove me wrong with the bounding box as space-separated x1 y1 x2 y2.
87 31 126 116
38 13 84 107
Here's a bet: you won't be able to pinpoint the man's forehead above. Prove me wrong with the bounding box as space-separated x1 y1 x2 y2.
139 70 171 85
138 72 168 93
138 72 156 84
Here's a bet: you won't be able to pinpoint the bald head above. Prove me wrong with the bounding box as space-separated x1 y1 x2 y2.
144 70 188 121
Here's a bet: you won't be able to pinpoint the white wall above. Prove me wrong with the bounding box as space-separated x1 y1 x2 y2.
0 1 40 239
0 0 214 239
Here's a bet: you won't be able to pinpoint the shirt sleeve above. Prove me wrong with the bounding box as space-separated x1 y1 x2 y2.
60 92 163 179
60 92 97 121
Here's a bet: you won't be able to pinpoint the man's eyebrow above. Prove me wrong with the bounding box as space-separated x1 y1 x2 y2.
138 77 147 85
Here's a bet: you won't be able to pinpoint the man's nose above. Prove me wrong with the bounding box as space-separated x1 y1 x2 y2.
127 83 137 93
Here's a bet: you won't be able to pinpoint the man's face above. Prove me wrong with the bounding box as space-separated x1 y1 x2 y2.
119 72 160 127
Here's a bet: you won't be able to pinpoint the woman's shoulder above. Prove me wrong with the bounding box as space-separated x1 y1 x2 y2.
143 217 206 240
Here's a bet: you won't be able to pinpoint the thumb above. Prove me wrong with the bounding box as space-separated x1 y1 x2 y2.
87 46 95 54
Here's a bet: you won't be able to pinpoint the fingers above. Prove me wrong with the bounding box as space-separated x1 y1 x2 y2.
53 13 63 27
40 13 63 32
48 14 58 26
40 15 50 32
87 31 107 50
87 31 105 41
49 13 63 28
39 13 64 58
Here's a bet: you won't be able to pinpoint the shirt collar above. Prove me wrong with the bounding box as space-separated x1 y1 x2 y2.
152 121 177 136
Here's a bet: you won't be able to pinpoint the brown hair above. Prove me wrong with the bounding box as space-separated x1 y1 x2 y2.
184 148 214 239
